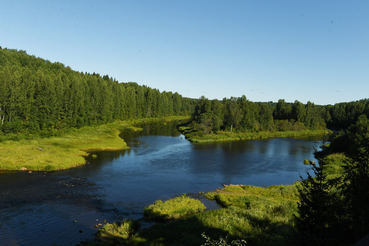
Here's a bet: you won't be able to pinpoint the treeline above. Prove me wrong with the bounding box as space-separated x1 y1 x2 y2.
0 48 196 136
190 96 327 135
190 95 369 134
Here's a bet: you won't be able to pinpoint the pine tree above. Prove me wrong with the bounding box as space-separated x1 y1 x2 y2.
295 163 343 245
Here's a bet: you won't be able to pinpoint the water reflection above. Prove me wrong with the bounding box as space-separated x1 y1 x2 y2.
0 120 324 246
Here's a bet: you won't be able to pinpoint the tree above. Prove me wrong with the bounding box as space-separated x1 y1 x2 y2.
295 163 343 245
223 97 242 133
341 114 369 243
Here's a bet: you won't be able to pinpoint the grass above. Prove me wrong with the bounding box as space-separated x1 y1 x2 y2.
205 184 299 218
144 194 206 221
180 128 332 143
95 219 141 245
317 152 347 179
93 184 299 246
0 116 190 171
93 153 346 246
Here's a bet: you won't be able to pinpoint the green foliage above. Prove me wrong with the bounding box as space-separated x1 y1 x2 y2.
295 115 369 245
186 95 332 143
144 194 206 221
0 48 196 137
295 163 343 245
341 114 369 243
96 219 141 244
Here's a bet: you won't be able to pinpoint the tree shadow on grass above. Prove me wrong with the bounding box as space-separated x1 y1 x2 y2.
95 208 298 246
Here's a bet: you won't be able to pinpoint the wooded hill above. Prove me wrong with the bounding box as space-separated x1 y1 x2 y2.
0 47 196 136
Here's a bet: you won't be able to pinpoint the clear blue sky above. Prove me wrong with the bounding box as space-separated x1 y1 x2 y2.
1 0 368 105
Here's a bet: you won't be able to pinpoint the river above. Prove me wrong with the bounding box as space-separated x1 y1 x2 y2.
0 120 322 246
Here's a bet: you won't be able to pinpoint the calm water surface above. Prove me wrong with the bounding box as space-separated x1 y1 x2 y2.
0 121 322 245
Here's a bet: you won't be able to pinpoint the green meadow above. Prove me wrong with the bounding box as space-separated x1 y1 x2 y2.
0 116 189 171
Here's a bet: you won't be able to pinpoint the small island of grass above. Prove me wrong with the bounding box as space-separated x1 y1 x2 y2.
144 194 206 221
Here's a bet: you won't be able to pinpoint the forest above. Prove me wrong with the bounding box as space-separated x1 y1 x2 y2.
0 47 196 138
188 95 369 135
1 47 369 245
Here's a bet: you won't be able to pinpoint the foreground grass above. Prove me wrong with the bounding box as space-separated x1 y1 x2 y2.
93 184 300 246
93 153 346 246
144 194 206 221
179 127 332 143
96 219 141 245
0 116 189 171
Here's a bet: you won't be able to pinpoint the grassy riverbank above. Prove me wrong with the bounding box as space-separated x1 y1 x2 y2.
179 127 332 143
92 151 345 246
0 116 189 171
93 184 300 246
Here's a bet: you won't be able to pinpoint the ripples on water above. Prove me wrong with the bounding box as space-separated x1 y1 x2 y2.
0 121 322 245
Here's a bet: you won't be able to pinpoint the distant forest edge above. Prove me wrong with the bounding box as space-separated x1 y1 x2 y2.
0 47 196 137
185 95 369 141
1 47 369 138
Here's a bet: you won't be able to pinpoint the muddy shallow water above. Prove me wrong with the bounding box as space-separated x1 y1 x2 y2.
0 121 322 245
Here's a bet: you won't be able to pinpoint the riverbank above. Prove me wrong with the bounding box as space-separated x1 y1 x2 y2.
179 126 332 143
0 116 190 171
92 151 345 246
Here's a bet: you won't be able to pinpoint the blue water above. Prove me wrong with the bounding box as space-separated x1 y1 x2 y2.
0 121 321 245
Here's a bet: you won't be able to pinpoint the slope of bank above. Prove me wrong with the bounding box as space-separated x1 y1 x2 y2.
0 116 189 171
179 126 332 143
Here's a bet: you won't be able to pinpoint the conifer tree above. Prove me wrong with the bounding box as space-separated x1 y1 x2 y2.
295 163 343 245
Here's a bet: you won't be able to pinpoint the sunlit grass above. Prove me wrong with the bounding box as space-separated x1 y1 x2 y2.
0 116 190 171
96 219 141 244
182 129 332 143
318 153 347 179
119 184 299 246
144 194 206 221
0 124 128 171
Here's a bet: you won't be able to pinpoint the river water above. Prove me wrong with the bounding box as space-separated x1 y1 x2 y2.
0 121 322 246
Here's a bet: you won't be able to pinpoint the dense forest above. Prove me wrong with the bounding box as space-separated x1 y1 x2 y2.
2 47 369 138
189 96 369 135
0 47 196 136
